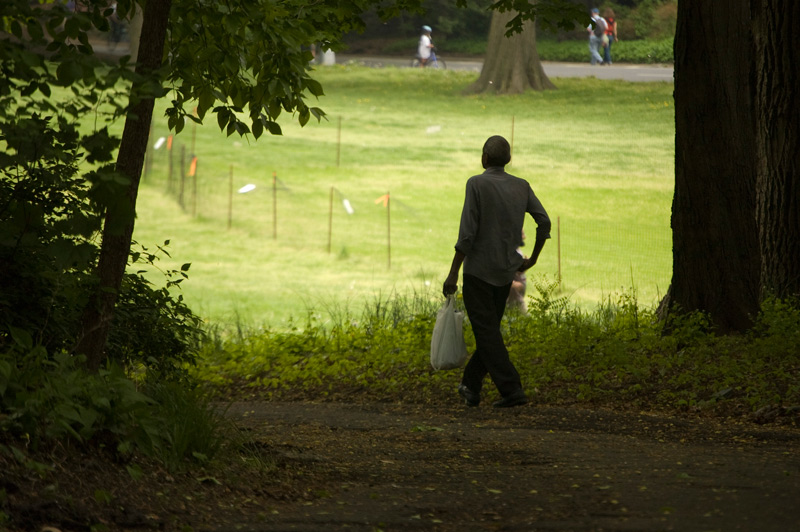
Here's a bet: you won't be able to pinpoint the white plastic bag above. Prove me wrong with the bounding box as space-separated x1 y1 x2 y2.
430 296 469 370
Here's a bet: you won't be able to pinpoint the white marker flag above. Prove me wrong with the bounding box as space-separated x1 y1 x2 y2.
342 199 354 215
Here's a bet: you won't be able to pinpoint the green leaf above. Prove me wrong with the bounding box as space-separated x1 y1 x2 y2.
268 100 282 119
21 49 42 68
298 108 310 127
252 118 263 139
310 107 326 121
8 326 34 350
56 60 83 86
234 119 249 136
10 20 23 39
198 88 215 120
217 108 229 130
64 17 80 39
21 82 37 97
126 464 144 481
192 452 209 463
266 121 282 136
94 489 113 504
305 78 324 97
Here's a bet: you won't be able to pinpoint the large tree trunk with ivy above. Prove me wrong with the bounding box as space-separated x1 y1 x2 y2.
666 1 761 333
76 0 172 370
752 0 800 300
465 10 555 95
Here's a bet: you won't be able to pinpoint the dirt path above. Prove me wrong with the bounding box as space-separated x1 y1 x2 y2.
219 402 800 531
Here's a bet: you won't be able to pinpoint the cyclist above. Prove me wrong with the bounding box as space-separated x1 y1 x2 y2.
418 25 433 67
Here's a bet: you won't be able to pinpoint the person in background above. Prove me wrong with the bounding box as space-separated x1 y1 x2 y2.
507 230 528 313
443 136 550 409
587 7 607 66
418 25 433 67
108 2 124 49
603 8 619 66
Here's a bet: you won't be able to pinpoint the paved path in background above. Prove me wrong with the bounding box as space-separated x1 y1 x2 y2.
91 39 673 83
337 54 674 83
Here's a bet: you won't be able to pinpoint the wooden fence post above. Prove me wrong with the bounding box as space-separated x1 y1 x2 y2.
328 186 334 253
557 216 562 286
227 165 233 230
272 171 277 240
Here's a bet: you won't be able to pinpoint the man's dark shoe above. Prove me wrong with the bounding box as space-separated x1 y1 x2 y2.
458 384 480 407
493 389 527 408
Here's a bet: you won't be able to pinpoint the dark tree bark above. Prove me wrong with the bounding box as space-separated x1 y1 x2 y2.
76 0 173 370
752 0 800 300
667 1 761 332
465 10 555 95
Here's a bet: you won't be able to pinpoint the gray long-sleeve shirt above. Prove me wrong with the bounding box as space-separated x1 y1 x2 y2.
454 167 550 286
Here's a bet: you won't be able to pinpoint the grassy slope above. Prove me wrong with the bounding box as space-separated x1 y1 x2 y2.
133 67 674 327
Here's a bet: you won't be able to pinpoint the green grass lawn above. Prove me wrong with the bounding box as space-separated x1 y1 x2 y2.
132 66 674 327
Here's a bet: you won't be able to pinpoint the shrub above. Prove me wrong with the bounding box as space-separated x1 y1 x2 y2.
1 21 202 380
193 286 800 419
0 332 227 471
0 120 203 378
536 37 673 64
371 37 675 64
110 242 204 379
630 0 678 40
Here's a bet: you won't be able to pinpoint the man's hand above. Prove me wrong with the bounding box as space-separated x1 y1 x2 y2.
519 238 546 273
442 272 458 296
518 256 537 272
443 250 465 296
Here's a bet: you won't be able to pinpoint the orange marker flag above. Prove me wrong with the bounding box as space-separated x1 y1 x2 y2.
188 156 198 177
374 193 390 207
167 135 173 150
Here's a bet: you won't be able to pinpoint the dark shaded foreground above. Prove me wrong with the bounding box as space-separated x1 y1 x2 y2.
3 401 798 531
219 402 800 531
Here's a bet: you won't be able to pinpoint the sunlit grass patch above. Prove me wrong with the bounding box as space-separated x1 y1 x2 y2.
133 67 674 326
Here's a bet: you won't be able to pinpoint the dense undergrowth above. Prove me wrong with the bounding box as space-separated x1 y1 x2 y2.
535 37 674 64
2 283 797 527
194 281 800 423
0 337 228 473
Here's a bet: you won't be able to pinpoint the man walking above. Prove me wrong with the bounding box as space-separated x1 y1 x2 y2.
587 7 607 65
443 136 550 408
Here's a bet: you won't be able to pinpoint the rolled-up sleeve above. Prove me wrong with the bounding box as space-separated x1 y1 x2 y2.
528 188 551 241
455 179 480 255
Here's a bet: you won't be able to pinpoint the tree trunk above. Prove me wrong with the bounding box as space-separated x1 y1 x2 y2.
667 1 761 332
75 0 172 370
465 10 555 95
752 0 800 300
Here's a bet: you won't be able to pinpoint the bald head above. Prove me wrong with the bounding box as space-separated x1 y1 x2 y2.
482 135 511 168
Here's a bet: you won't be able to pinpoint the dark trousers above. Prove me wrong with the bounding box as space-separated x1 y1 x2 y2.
461 274 522 397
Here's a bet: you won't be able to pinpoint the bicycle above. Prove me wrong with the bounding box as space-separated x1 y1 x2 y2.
411 50 447 69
